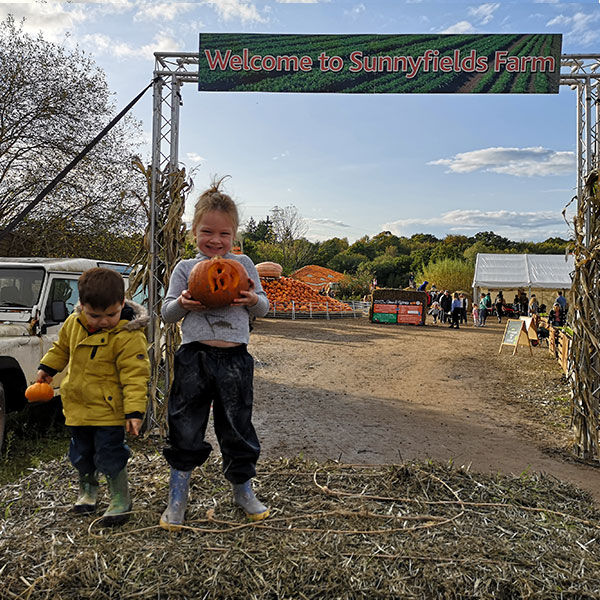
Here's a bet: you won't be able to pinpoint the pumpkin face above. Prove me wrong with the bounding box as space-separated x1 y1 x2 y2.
188 257 250 308
25 382 54 403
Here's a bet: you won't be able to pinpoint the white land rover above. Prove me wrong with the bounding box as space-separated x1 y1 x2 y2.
0 257 133 448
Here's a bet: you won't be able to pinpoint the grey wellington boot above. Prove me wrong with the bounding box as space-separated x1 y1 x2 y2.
232 480 270 521
159 468 192 531
73 472 99 514
100 468 132 526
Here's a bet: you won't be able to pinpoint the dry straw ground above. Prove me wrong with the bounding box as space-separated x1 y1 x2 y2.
2 316 600 599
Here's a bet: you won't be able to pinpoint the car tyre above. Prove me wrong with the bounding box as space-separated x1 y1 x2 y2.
0 382 6 451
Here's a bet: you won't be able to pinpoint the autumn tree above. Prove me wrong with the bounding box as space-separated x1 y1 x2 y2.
267 205 315 272
0 16 146 258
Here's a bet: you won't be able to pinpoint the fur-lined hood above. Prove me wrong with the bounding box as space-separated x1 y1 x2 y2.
74 299 149 332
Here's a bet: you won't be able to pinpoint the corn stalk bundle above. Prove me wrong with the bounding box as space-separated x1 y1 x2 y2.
128 158 191 432
570 169 600 460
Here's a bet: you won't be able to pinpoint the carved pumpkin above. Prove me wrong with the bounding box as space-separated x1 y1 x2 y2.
188 257 250 308
25 382 54 403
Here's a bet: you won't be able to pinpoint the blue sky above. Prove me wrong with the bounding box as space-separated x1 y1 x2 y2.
3 0 600 243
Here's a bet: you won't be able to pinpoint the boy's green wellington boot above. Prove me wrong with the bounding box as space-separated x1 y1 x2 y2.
100 468 132 526
232 480 270 522
159 468 192 532
73 472 99 514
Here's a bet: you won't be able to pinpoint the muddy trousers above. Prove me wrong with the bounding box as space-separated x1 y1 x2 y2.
163 342 260 484
68 426 130 479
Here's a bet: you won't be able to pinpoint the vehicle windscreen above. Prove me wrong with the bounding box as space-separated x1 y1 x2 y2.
0 268 44 308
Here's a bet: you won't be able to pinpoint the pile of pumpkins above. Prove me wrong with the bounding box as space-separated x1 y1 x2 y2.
256 262 353 313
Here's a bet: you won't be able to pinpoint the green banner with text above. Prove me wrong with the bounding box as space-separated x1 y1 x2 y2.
198 33 562 94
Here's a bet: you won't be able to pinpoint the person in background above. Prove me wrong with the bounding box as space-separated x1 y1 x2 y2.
472 302 480 327
549 302 564 327
449 292 462 329
428 300 442 325
159 177 270 531
460 293 468 325
494 291 504 323
439 290 452 324
479 293 488 326
555 290 567 314
513 293 521 316
529 294 539 317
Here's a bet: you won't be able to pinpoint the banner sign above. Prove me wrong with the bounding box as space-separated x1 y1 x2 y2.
198 33 562 94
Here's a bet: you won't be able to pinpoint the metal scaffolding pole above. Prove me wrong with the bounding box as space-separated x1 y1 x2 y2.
561 54 600 460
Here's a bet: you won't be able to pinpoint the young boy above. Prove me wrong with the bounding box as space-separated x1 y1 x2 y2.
36 267 150 525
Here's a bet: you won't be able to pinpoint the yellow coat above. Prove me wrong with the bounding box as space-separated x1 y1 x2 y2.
40 301 150 426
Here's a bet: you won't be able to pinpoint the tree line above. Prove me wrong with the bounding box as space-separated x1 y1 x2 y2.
240 207 570 298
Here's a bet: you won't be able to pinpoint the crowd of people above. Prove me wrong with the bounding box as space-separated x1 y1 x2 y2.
425 285 568 329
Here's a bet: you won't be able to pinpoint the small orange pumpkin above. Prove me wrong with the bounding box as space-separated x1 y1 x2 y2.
25 382 54 403
188 257 250 308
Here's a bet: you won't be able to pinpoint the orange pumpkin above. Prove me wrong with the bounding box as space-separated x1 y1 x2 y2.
25 382 54 403
188 257 250 308
256 261 283 278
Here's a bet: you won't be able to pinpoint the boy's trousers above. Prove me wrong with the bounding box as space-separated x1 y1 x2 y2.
68 425 130 479
163 342 260 484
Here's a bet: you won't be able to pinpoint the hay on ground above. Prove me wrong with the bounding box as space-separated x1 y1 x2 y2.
1 449 600 599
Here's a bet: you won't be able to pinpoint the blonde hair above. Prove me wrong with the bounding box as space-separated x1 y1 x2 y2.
192 175 239 236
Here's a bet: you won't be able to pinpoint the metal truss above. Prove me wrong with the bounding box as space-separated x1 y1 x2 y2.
561 54 600 459
147 51 600 451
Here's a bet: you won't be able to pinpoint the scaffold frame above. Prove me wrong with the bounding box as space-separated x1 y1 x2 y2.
148 51 600 456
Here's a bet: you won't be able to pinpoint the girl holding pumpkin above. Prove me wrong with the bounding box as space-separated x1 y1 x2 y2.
160 177 270 530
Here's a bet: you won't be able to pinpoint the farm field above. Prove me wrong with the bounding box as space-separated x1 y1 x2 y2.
246 315 600 500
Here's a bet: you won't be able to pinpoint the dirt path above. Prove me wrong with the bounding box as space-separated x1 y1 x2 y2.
240 315 600 501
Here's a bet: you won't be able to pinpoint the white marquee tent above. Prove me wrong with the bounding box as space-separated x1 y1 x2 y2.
472 253 574 301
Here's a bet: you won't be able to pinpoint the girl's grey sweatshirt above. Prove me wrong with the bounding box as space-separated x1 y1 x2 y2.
161 252 270 346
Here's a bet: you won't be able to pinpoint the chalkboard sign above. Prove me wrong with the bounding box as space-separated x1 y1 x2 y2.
499 319 532 355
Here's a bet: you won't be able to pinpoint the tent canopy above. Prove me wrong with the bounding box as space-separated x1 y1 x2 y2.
472 253 574 290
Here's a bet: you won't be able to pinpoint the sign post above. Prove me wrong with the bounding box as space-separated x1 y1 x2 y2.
499 319 532 355
520 316 540 346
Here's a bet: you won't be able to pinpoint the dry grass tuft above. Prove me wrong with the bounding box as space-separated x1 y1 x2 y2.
1 446 600 599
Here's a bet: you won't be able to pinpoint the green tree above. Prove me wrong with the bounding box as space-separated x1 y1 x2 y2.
463 241 496 264
366 255 412 288
418 258 474 294
336 262 374 300
313 237 349 266
0 16 146 255
329 251 367 274
473 231 513 251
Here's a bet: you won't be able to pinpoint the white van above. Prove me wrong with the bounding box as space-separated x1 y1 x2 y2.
0 257 133 448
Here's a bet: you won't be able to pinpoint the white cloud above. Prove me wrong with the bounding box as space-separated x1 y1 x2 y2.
186 152 205 163
276 0 323 3
383 209 570 242
428 147 575 177
204 0 266 23
82 30 181 59
134 2 194 22
345 3 365 17
441 21 475 34
272 150 290 161
0 1 87 41
468 3 500 26
547 12 600 47
305 218 350 228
